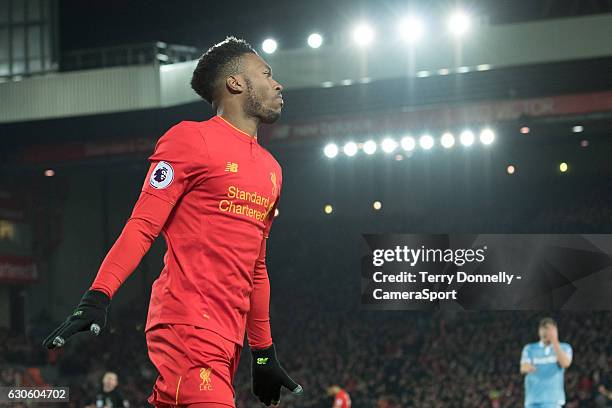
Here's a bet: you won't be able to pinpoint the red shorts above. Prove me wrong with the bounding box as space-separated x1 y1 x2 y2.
146 324 242 407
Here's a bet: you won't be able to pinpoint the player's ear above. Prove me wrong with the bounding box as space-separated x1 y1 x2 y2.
226 74 244 95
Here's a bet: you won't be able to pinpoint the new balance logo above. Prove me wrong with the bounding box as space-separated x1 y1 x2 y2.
256 357 269 365
225 162 239 173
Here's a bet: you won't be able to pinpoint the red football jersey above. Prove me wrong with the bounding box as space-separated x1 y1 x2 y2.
142 115 282 344
333 390 351 408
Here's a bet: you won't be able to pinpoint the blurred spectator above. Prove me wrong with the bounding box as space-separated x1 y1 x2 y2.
327 384 351 408
377 394 400 408
85 371 130 408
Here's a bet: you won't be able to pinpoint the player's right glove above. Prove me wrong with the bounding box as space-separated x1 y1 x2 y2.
42 289 110 349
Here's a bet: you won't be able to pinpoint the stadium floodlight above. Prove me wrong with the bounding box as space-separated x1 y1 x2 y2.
507 165 515 175
381 138 398 153
363 140 377 155
398 17 424 43
520 126 530 134
44 169 55 177
307 33 323 48
438 68 450 75
343 141 358 157
373 201 382 210
274 208 279 217
476 64 491 71
353 23 375 46
262 38 278 54
416 70 430 78
440 132 455 148
419 134 434 150
400 136 416 151
559 162 568 173
580 139 589 148
572 125 584 133
479 128 495 145
448 11 470 37
457 66 470 73
324 204 333 214
324 143 339 158
459 130 475 146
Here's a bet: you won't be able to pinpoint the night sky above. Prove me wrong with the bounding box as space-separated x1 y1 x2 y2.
58 0 612 52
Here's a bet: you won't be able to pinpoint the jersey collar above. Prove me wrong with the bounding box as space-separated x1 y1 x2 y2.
214 115 258 143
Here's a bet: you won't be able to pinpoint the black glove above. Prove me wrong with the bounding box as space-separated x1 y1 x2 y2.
42 290 110 349
251 343 303 406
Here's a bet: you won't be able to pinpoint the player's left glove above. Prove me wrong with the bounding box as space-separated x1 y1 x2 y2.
251 343 303 406
42 289 110 349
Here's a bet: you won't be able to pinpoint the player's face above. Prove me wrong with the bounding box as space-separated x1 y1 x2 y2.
539 324 552 342
242 53 284 124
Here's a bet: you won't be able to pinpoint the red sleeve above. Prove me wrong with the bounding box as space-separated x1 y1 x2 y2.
90 121 207 298
141 121 208 205
90 191 173 298
247 183 281 349
247 238 273 349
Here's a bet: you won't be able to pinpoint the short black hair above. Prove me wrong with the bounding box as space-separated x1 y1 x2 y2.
190 36 257 104
539 317 557 327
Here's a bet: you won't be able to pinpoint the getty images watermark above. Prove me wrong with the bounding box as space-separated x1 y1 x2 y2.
361 234 612 310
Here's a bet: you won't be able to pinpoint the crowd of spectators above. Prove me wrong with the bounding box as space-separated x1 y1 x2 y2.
235 311 611 408
2 307 610 407
2 185 611 407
